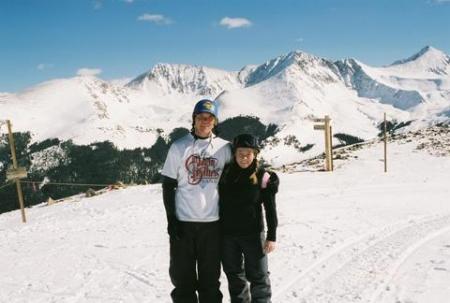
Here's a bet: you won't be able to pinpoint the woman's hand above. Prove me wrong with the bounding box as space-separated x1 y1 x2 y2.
266 172 279 193
264 240 276 254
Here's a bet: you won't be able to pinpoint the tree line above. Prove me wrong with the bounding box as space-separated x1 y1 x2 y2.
0 116 279 214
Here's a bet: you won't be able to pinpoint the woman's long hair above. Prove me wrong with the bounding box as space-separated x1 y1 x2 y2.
231 150 259 185
249 159 259 185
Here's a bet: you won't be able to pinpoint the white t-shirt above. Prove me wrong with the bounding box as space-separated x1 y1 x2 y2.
161 133 232 222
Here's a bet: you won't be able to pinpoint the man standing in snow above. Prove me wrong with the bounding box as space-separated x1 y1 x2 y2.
161 99 232 303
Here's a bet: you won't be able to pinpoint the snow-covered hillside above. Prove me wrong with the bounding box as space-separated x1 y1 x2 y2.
1 46 449 165
1 128 449 303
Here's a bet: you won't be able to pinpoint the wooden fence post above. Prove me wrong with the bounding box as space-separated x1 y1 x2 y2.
330 125 334 171
314 115 333 172
6 120 27 223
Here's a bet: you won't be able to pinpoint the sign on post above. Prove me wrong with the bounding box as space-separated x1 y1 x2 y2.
313 115 333 171
313 124 325 130
6 167 28 181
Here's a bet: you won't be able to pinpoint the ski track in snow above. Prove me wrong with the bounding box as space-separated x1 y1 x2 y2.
371 227 450 303
274 213 450 302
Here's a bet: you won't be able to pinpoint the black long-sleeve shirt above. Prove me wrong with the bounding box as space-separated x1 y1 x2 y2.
219 163 278 241
162 176 177 220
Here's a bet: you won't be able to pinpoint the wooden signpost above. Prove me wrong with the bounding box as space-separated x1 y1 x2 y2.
5 120 27 223
313 115 333 171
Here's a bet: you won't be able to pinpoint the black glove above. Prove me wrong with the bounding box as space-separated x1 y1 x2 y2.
266 172 279 194
167 215 182 240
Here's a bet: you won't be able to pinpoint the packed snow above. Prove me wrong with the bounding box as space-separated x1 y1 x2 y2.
1 132 449 303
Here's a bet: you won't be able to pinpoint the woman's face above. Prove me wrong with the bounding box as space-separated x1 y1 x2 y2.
235 147 255 169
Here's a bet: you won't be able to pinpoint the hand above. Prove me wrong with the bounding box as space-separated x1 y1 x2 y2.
266 172 279 193
264 240 276 254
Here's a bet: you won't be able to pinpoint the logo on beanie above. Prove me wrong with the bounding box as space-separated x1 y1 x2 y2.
203 102 213 110
185 154 220 185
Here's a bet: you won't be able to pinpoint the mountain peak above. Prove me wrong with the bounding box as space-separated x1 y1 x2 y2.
388 46 450 76
244 50 324 86
390 46 448 66
127 63 241 96
282 50 323 66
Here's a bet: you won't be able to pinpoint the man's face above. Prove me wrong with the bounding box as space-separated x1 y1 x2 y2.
194 113 215 137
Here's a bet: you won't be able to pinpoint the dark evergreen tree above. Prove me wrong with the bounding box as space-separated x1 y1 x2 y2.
217 116 279 143
169 127 190 145
333 133 364 147
377 120 413 137
0 132 33 213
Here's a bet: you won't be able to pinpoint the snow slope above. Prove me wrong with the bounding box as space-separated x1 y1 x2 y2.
1 129 449 303
0 76 162 149
336 46 450 128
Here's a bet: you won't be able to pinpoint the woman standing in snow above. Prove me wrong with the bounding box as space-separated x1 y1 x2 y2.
219 134 279 303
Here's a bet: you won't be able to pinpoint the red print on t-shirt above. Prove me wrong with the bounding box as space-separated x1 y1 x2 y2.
185 154 220 185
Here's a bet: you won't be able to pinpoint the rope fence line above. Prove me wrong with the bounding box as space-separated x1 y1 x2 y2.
1 179 121 194
0 181 14 191
19 180 123 188
2 178 134 194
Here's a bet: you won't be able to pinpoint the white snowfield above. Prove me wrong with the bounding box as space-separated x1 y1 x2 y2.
1 138 450 303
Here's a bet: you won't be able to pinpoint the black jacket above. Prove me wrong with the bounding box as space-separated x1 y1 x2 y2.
219 161 278 241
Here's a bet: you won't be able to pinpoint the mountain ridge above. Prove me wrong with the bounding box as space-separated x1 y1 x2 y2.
1 46 449 166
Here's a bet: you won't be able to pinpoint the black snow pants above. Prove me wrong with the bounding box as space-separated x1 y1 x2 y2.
221 233 271 303
169 221 223 303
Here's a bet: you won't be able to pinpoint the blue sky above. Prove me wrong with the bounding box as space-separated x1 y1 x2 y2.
1 0 450 92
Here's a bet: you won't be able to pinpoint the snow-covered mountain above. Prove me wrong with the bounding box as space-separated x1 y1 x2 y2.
128 63 244 96
389 46 450 75
0 76 163 149
1 46 449 166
